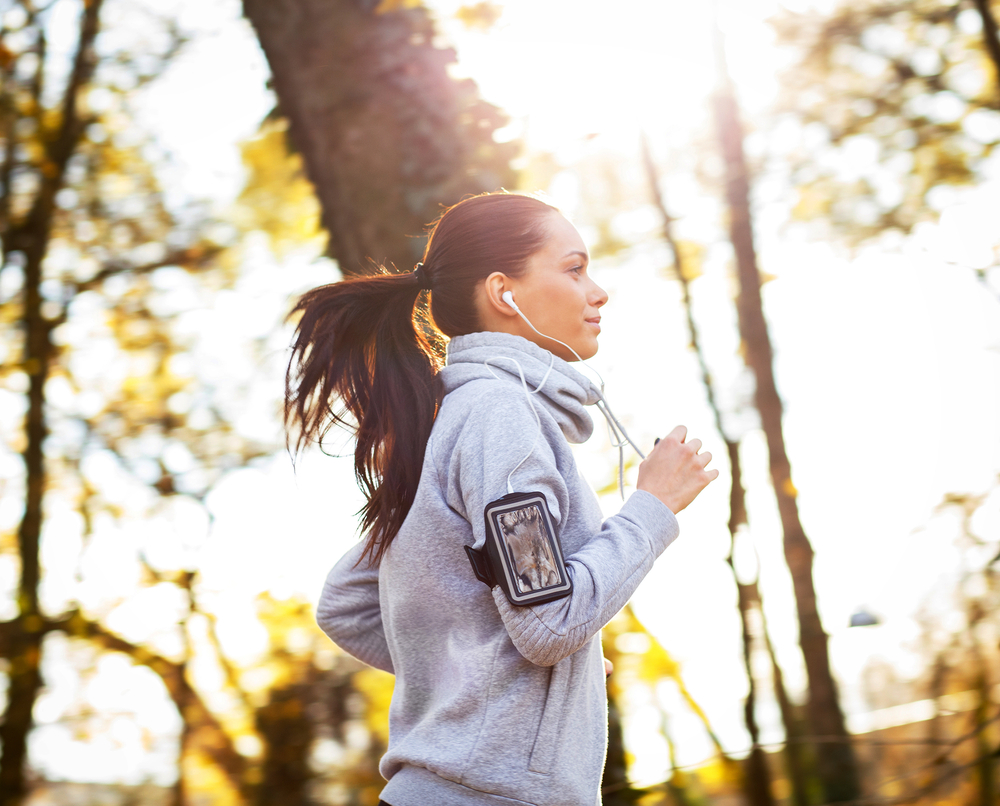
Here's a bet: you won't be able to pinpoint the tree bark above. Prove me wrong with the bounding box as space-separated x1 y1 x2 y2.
710 20 861 803
972 0 1000 106
242 0 516 277
0 2 104 802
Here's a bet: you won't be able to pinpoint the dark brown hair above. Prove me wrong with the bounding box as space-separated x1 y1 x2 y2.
285 192 558 565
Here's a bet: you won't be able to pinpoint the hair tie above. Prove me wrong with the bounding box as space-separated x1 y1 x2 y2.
412 262 432 291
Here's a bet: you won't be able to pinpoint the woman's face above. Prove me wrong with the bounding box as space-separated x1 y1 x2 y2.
509 213 608 362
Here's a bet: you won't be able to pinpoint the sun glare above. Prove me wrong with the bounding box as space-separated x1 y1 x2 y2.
435 0 786 156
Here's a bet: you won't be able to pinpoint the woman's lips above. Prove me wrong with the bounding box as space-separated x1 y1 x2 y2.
586 317 601 332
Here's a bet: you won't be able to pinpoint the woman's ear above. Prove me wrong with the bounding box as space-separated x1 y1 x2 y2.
483 271 519 317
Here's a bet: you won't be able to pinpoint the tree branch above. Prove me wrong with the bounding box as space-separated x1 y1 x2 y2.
72 245 225 293
18 0 104 247
0 611 250 795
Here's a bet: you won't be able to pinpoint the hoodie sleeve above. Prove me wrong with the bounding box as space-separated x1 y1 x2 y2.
445 386 680 667
316 540 394 674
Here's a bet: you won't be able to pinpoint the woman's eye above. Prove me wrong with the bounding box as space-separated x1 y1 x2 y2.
569 265 583 275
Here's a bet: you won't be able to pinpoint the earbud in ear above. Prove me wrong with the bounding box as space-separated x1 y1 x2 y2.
502 291 519 312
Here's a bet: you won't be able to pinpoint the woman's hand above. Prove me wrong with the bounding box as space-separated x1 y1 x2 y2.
636 425 718 513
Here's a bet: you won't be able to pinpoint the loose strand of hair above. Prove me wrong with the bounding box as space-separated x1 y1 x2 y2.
284 269 441 566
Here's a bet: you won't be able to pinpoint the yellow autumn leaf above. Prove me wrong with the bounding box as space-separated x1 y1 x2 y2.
235 121 323 256
455 2 503 30
354 666 395 747
675 239 705 282
792 182 834 220
182 749 242 806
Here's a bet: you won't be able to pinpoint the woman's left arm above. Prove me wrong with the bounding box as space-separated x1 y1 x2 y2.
490 489 677 666
316 541 394 674
450 389 679 667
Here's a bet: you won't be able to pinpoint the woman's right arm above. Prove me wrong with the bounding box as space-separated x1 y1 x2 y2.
316 541 394 674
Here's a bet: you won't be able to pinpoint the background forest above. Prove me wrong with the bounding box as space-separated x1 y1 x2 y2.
0 0 999 804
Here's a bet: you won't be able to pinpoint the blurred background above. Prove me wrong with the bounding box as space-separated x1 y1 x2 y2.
0 0 998 803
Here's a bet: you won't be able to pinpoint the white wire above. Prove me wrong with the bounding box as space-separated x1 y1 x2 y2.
511 309 606 389
483 354 554 494
510 308 646 497
446 311 647 498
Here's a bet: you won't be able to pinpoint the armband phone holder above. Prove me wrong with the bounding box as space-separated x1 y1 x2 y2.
465 491 572 606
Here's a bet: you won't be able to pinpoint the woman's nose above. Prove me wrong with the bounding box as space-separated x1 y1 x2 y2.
591 281 608 307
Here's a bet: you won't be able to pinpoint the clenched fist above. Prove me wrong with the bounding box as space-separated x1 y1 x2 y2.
636 425 718 513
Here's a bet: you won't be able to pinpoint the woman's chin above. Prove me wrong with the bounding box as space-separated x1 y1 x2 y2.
536 332 599 362
573 338 600 362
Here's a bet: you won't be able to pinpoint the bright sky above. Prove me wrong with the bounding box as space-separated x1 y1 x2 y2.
20 0 1000 789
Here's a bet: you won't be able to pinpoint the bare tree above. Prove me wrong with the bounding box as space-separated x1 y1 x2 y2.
642 135 779 806
0 2 272 801
709 15 862 803
0 2 106 800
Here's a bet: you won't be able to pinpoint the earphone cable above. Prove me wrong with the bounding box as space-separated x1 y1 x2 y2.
482 355 553 494
511 307 646 499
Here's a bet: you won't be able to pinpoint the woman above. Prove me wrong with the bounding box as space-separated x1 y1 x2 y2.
286 192 717 806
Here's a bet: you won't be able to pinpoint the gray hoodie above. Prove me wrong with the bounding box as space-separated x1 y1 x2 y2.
317 331 680 806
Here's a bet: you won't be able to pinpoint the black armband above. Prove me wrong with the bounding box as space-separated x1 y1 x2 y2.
464 491 573 606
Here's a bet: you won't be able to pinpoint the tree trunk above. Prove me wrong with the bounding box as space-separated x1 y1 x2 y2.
642 136 776 806
735 583 777 806
254 677 315 806
710 20 861 803
172 661 191 806
759 608 813 806
661 711 695 806
974 670 995 806
0 2 104 802
242 0 516 277
972 0 1000 105
0 255 49 806
601 696 635 806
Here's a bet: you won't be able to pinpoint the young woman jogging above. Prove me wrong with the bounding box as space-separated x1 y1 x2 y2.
285 192 717 806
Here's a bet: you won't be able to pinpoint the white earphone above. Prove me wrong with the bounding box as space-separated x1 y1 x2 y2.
502 290 519 312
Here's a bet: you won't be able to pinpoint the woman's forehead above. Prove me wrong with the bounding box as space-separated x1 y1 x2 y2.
538 212 588 258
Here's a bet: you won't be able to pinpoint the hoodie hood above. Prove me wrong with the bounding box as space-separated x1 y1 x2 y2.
439 331 602 444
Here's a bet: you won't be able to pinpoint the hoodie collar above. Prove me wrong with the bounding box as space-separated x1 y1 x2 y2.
439 331 602 444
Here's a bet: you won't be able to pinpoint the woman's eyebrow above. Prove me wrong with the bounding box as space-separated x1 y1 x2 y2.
564 250 589 261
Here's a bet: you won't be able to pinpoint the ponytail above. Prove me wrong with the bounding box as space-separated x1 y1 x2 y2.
285 268 444 566
286 191 559 566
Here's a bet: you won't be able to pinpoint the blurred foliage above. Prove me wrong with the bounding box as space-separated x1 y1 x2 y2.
454 2 503 31
233 120 323 258
0 0 326 802
772 0 1000 242
661 240 705 284
602 605 739 805
576 151 643 259
842 479 1000 803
